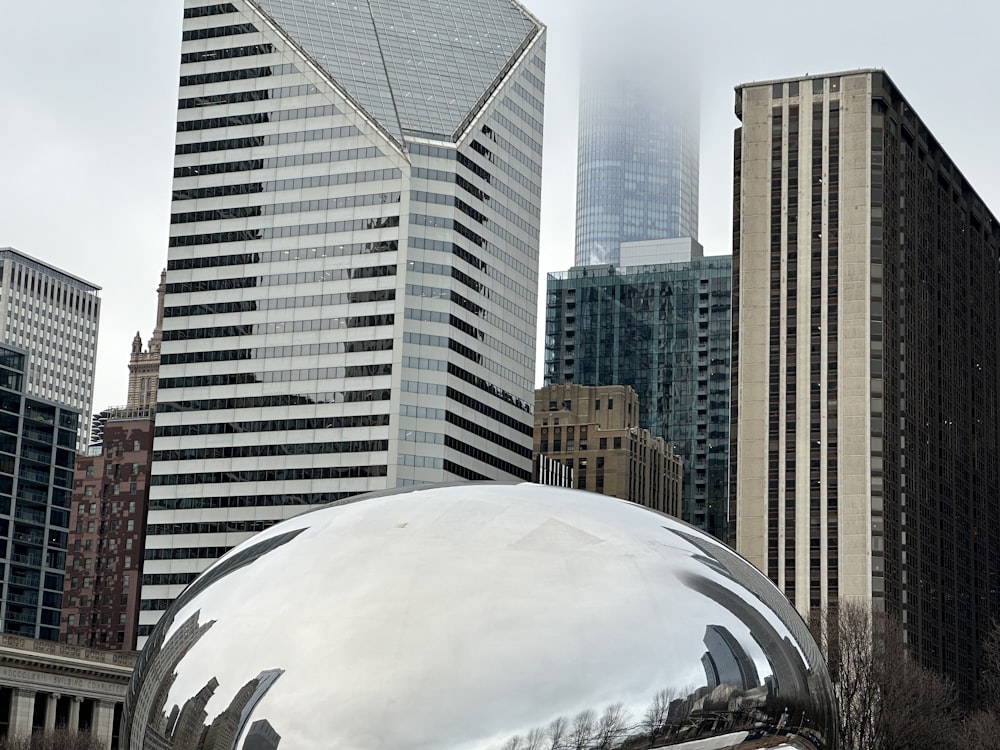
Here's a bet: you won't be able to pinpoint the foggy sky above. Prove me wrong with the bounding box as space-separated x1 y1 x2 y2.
1 0 998 410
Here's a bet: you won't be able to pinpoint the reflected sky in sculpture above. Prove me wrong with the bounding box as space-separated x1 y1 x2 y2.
124 483 836 750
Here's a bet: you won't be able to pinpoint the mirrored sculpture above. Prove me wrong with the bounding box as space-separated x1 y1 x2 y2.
123 483 837 749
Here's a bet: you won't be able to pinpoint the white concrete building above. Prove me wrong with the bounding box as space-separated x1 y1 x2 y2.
0 248 100 451
140 0 546 643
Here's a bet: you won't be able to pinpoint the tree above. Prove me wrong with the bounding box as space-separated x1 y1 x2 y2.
827 600 959 750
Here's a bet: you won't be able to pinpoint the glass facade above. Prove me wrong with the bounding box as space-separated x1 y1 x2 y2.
544 258 731 538
143 0 545 645
0 344 78 641
574 67 699 266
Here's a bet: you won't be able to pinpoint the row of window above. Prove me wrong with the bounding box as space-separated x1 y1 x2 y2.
175 122 360 156
156 388 390 414
180 43 273 65
168 215 399 247
152 438 388 462
166 261 395 293
161 313 394 342
181 23 256 42
154 413 391 438
172 168 401 202
174 145 380 178
170 189 400 223
183 3 237 19
163 288 394 318
177 103 338 133
159 338 394 366
178 83 321 110
148 491 352 511
147 519 277 536
158 362 392 390
179 63 298 88
166 240 396 269
149 463 388 486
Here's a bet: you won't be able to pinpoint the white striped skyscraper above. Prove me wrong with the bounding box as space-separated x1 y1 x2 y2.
141 0 545 642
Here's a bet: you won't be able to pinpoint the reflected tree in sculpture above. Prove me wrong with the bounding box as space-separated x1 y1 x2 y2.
123 484 838 750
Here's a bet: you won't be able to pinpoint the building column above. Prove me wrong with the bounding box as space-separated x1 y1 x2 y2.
68 696 83 732
44 693 60 730
9 688 35 739
92 700 114 750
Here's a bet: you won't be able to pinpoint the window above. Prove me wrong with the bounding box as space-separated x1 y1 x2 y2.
133 440 141 451
613 437 622 449
84 485 93 497
595 399 601 410
608 399 614 410
85 465 94 478
128 501 136 513
132 463 139 475
129 483 137 494
89 503 96 514
127 520 135 531
599 438 607 450
67 615 75 626
124 557 132 568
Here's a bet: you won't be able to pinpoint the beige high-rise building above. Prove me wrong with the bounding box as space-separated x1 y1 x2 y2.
731 69 1000 700
534 384 682 517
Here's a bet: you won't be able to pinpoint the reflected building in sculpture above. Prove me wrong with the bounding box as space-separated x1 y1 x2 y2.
144 0 546 644
123 484 837 750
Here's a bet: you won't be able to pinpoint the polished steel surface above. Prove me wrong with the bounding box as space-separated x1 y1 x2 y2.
124 483 837 750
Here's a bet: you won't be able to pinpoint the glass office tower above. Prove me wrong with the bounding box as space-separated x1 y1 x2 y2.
574 58 699 266
142 0 545 643
0 344 78 641
545 257 731 538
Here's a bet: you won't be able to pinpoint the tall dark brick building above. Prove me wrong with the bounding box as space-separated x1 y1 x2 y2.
731 69 1000 701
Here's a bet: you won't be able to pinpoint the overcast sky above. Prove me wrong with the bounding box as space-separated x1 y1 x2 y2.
1 1 998 411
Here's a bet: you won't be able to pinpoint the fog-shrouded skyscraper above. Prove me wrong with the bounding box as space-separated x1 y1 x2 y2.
141 0 545 641
0 248 100 451
731 69 1000 701
574 21 699 266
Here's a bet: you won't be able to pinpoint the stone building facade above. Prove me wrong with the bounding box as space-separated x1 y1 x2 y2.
534 384 682 517
63 412 153 651
0 633 134 748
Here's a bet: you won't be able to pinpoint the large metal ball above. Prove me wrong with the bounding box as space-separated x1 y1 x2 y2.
124 483 837 749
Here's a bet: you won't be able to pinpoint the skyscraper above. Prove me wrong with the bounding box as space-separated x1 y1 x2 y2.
0 343 79 641
574 40 699 266
0 248 101 451
731 70 1000 700
544 256 732 538
142 0 545 641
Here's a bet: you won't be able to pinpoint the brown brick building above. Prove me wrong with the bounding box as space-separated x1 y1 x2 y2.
62 409 153 649
533 384 682 517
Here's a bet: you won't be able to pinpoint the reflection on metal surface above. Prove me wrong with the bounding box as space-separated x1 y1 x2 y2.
123 483 837 749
